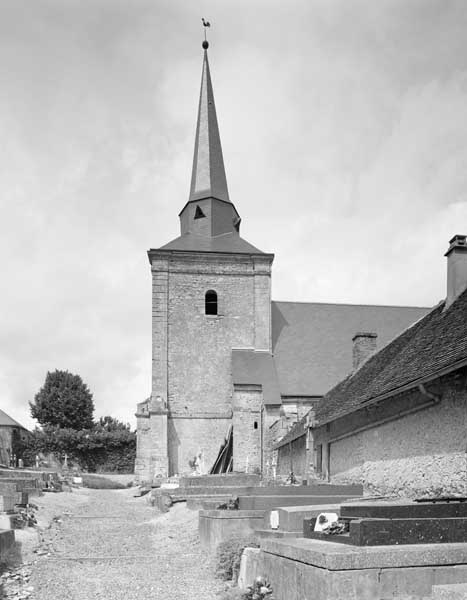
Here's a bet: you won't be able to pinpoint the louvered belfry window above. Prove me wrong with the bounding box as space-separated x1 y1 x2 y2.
205 290 218 315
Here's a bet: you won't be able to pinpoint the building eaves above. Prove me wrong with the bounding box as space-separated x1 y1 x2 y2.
314 288 467 426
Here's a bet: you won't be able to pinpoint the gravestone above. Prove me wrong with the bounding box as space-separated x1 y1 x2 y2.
303 499 467 546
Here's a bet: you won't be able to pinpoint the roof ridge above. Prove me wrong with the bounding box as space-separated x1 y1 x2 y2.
272 299 433 309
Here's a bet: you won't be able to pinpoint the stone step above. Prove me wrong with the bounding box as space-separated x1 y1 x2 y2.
171 485 253 497
180 473 261 488
239 495 361 511
187 496 233 510
245 484 363 497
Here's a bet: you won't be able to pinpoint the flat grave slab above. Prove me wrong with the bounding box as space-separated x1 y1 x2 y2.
239 495 361 511
341 499 467 520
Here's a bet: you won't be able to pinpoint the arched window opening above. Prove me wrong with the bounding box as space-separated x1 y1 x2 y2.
254 421 258 430
205 290 218 315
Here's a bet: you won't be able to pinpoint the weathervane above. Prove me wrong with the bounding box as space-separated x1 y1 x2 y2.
202 17 211 49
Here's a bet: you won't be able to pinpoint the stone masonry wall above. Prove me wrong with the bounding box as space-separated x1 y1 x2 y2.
315 374 467 497
262 406 282 477
151 257 169 403
167 417 231 476
135 411 168 482
151 251 272 476
232 386 262 473
277 435 307 479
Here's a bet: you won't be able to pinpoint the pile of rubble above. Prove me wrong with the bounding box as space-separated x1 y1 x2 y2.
1 564 34 599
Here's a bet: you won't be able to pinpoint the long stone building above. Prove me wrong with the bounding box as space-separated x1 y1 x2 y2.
134 43 429 482
277 234 467 497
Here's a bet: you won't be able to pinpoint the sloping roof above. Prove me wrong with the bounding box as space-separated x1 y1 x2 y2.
0 409 27 430
273 414 308 449
156 232 266 254
316 288 467 425
232 350 281 406
272 301 431 397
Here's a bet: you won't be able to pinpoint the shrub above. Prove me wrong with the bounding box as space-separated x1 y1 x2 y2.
21 426 136 473
215 537 259 583
81 474 126 489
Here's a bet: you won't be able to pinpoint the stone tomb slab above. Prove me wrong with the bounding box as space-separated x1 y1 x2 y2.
245 538 467 600
305 517 467 546
340 499 467 520
270 503 342 532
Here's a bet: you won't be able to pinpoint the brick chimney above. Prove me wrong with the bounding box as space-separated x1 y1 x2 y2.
352 332 377 370
445 234 467 310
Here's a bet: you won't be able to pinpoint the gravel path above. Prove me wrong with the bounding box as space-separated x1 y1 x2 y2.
10 488 224 600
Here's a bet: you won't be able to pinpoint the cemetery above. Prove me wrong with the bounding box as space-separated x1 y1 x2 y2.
2 3 467 599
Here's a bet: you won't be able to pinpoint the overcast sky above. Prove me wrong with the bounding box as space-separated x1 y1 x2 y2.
1 0 467 429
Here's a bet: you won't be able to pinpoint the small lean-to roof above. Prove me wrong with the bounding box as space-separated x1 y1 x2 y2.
0 409 27 430
156 232 266 255
316 288 467 425
272 300 431 397
273 414 308 449
232 350 281 406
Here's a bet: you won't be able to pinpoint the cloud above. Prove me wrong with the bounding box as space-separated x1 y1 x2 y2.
0 0 467 428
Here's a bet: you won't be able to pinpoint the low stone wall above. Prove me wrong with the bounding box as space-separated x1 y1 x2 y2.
242 538 467 600
198 509 264 551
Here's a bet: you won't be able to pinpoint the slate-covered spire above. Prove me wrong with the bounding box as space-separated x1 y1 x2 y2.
189 43 230 203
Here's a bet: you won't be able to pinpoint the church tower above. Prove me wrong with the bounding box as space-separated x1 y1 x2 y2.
135 40 274 481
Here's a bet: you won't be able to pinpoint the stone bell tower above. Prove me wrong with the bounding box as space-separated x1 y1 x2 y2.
135 39 273 482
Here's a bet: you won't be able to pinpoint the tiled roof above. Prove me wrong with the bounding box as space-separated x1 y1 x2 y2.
0 409 27 430
316 288 467 425
273 414 308 449
231 350 281 406
272 301 430 397
156 232 266 254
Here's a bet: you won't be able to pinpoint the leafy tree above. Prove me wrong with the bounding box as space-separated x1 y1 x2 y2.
30 370 95 430
96 416 131 432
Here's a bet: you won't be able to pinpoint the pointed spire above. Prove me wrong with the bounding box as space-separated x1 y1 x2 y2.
189 44 230 204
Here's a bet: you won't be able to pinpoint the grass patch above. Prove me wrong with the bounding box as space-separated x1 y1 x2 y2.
81 474 127 489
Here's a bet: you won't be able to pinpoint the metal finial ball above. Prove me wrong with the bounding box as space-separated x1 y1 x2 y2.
202 40 209 50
